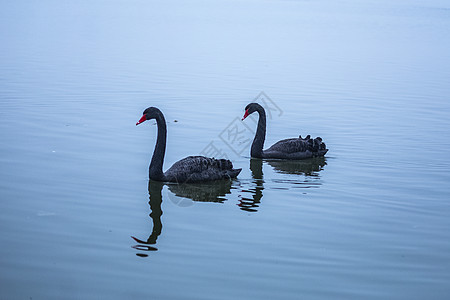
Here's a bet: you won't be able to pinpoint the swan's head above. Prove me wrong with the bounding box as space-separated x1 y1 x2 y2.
242 103 261 121
136 107 162 125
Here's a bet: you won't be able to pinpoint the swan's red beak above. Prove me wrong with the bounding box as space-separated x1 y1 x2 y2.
136 115 147 126
242 109 250 121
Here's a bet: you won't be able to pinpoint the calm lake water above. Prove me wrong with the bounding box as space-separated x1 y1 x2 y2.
1 0 450 299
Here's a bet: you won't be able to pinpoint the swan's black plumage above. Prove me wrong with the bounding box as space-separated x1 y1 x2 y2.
164 155 239 183
137 107 241 183
242 103 328 159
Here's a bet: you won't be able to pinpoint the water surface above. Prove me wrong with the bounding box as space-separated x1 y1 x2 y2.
1 0 450 299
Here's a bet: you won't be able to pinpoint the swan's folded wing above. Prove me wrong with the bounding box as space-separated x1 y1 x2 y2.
164 156 239 183
265 138 307 154
265 137 327 154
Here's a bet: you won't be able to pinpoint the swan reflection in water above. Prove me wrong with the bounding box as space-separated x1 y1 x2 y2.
167 179 234 203
131 179 236 257
266 156 327 177
131 181 164 257
131 158 327 255
238 157 327 212
268 157 327 191
238 159 265 212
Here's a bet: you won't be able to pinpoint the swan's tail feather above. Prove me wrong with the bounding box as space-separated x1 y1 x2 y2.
227 168 242 179
298 134 328 156
217 158 233 170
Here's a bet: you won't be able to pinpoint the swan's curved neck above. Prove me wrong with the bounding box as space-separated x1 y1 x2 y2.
251 106 266 158
149 112 167 181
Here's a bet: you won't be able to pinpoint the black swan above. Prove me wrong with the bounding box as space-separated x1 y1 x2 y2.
136 107 241 182
242 103 328 159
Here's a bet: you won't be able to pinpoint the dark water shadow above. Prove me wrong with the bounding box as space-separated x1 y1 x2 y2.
131 181 164 257
268 157 327 189
167 179 234 203
266 157 327 176
131 179 236 256
239 157 327 212
239 159 264 212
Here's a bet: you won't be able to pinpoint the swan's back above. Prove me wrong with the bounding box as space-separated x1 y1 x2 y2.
164 156 241 183
264 136 328 159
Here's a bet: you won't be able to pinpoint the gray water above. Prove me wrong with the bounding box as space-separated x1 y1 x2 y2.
1 0 450 299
